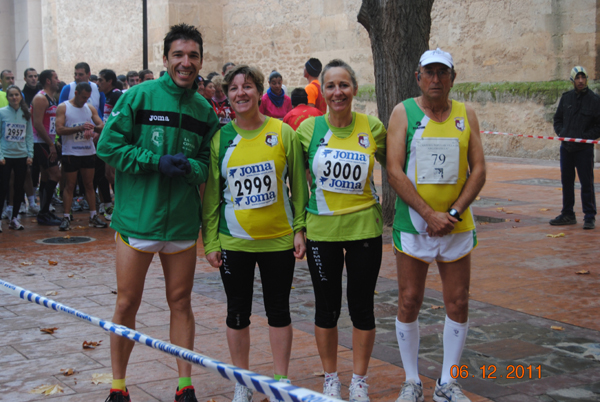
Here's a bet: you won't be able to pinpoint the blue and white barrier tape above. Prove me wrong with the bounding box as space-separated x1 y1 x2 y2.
0 279 336 402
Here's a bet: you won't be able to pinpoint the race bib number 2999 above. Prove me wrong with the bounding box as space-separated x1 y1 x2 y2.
227 160 278 210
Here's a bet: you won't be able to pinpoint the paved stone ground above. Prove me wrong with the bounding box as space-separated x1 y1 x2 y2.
0 156 599 401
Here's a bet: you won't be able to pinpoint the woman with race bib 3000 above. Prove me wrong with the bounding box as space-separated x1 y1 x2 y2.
296 59 386 402
202 65 308 402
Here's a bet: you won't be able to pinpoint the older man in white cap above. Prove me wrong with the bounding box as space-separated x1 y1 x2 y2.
386 48 486 402
551 66 600 230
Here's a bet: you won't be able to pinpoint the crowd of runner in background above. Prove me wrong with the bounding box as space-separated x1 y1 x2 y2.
0 59 324 233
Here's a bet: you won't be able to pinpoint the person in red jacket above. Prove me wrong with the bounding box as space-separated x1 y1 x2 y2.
283 88 323 130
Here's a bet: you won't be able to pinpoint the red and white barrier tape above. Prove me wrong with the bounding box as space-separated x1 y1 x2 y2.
481 130 600 145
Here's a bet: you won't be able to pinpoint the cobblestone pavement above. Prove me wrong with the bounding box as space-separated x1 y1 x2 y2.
0 156 598 401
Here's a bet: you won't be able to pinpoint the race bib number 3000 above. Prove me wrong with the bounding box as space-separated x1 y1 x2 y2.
227 160 278 210
5 123 26 142
316 148 369 194
415 138 460 184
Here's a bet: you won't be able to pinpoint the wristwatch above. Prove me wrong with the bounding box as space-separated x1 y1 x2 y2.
448 208 463 222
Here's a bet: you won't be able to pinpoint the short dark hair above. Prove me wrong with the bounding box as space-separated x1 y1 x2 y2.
126 71 139 79
75 82 92 93
139 69 153 81
114 80 124 90
74 62 91 74
290 88 308 107
39 69 55 87
222 65 264 96
222 62 235 74
24 68 36 78
163 23 203 60
0 70 12 79
118 74 127 82
90 74 98 82
99 69 117 86
321 59 358 89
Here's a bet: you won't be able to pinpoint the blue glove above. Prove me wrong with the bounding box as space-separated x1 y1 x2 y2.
159 153 191 177
173 153 192 174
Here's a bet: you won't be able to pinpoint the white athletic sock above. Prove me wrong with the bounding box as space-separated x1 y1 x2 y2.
28 195 36 206
440 315 469 384
324 371 338 380
396 317 421 384
90 210 97 218
63 213 70 218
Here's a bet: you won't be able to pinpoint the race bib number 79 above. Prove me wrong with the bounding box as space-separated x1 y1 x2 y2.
415 138 459 184
227 160 278 210
5 123 26 142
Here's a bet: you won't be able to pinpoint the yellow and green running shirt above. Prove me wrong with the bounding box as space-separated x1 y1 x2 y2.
296 112 386 241
393 98 476 235
202 117 307 254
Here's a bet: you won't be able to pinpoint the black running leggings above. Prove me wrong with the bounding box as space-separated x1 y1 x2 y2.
0 157 27 220
306 236 382 331
219 249 295 330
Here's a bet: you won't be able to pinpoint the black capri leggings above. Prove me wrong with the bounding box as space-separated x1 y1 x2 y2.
306 236 382 331
219 248 295 330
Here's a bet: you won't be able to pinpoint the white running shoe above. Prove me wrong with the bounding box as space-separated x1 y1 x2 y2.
433 379 471 402
323 376 342 399
232 383 253 402
9 217 24 230
396 380 424 402
349 376 370 402
104 204 114 221
2 205 12 220
27 203 40 216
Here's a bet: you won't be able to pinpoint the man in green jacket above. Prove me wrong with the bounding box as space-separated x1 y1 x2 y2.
97 23 219 402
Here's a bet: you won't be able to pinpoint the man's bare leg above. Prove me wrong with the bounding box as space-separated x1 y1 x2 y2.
159 246 197 377
110 240 154 380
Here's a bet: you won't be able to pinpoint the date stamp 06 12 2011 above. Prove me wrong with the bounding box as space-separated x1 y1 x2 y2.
451 365 542 380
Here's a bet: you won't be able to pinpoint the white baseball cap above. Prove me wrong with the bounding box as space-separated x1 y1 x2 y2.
419 48 454 68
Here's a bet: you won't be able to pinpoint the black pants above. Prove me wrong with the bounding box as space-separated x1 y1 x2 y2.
220 249 295 329
306 236 382 331
560 146 596 221
0 157 27 220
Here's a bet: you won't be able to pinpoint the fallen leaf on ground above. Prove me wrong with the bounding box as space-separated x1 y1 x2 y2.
67 274 74 278
111 290 117 294
508 199 512 201
555 188 562 191
76 226 86 229
48 260 58 266
494 202 499 205
290 286 295 289
21 261 33 266
576 270 590 275
374 290 379 295
496 207 504 211
91 372 113 385
551 326 564 331
61 368 75 376
63 235 71 239
431 305 444 310
475 196 481 201
515 219 521 222
31 219 37 223
45 291 58 296
83 340 103 349
546 233 565 238
505 211 514 214
29 384 64 395
479 222 489 225
313 371 325 377
40 327 58 334
505 219 511 222
539 208 550 212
